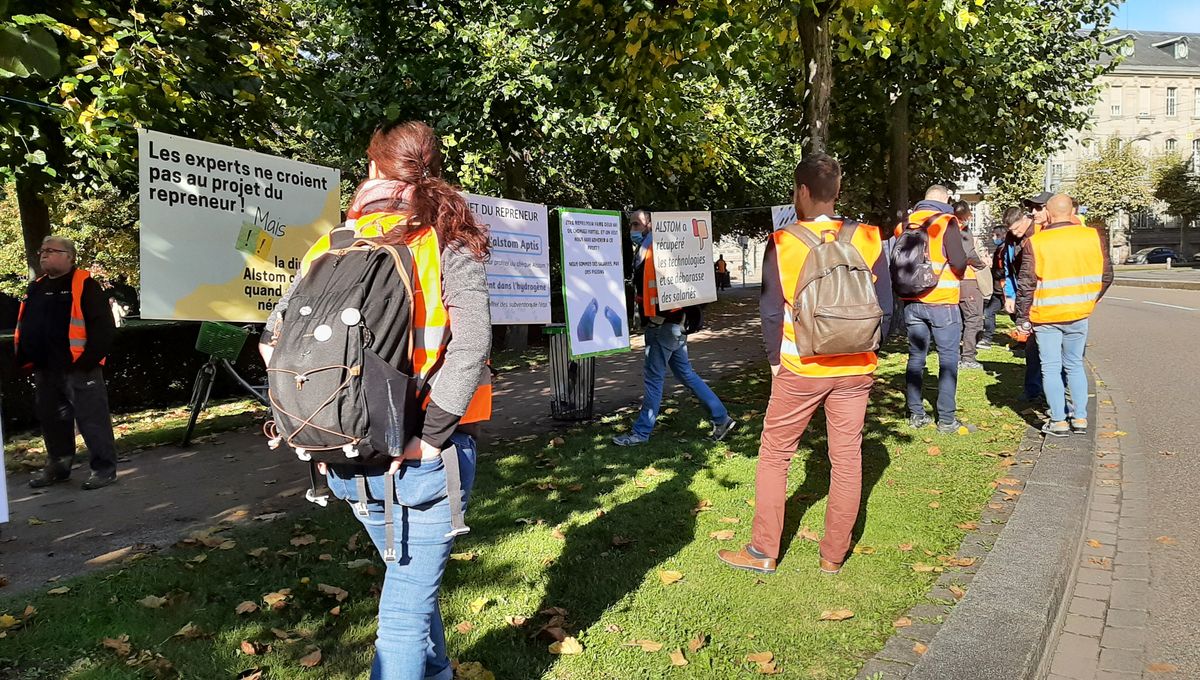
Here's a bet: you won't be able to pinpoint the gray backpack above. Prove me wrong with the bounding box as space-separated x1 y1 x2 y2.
784 221 883 357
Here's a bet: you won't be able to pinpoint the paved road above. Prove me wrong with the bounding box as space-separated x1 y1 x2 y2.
1087 285 1200 676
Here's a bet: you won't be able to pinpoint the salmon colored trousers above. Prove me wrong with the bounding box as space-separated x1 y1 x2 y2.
751 370 874 565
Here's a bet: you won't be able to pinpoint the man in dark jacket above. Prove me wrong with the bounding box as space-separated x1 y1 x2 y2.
16 237 118 489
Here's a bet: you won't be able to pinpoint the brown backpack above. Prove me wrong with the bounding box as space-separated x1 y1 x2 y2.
784 221 883 358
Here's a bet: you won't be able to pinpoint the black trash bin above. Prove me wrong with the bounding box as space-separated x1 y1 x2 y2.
544 324 595 421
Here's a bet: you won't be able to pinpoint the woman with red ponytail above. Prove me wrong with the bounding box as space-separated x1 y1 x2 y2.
263 121 491 680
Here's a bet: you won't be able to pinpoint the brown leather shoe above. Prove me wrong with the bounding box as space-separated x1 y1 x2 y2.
717 545 776 574
819 557 843 575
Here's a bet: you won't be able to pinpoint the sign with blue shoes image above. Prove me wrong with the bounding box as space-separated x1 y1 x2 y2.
559 208 630 358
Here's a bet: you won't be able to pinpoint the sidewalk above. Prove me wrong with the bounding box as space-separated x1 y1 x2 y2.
1112 266 1200 291
0 289 762 595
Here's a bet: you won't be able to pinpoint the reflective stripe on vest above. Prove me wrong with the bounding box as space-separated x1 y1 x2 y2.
773 219 881 378
15 269 102 365
1029 225 1105 324
901 210 961 305
298 214 492 424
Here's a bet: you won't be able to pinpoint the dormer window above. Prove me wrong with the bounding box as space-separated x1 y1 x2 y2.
1121 41 1135 57
1152 36 1188 60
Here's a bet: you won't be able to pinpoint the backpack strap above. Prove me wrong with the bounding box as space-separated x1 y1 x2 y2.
836 219 860 244
371 243 418 372
442 443 470 538
782 223 824 249
383 470 398 562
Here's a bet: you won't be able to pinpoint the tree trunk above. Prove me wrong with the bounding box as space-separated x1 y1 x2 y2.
798 10 833 155
887 90 912 228
16 175 51 278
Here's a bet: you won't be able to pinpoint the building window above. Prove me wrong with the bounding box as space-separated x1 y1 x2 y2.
1167 87 1177 117
1193 140 1200 171
1166 138 1177 153
1138 86 1152 117
1195 88 1200 118
1120 41 1135 57
1111 86 1123 117
1176 41 1189 59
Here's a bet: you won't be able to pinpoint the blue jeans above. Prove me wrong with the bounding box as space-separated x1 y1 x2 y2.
983 294 1003 339
326 433 477 680
1034 319 1090 423
632 323 728 439
904 302 962 424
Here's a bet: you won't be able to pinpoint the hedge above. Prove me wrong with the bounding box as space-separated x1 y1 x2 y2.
1 322 266 434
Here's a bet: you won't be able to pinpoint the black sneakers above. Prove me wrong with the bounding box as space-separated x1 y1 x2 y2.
81 473 118 490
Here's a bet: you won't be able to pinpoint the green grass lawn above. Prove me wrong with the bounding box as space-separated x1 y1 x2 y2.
0 341 1030 679
4 398 267 474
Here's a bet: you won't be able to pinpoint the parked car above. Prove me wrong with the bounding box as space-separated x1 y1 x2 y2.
1125 247 1182 264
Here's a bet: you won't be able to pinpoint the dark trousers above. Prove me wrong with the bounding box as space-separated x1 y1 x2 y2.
904 302 962 424
983 294 1004 339
958 280 984 362
34 366 117 479
1023 333 1043 401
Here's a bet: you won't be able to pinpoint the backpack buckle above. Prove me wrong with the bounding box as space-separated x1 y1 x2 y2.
293 447 311 462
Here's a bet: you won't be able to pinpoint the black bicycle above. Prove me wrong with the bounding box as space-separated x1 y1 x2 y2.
181 322 268 447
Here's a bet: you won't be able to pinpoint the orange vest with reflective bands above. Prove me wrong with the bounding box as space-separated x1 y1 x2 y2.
774 219 882 378
299 214 492 424
899 210 961 305
1028 224 1105 324
14 268 103 366
640 240 681 318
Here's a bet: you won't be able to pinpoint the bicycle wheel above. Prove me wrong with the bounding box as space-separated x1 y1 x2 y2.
181 360 218 447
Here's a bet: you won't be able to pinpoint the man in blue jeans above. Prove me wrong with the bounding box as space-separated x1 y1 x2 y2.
896 186 976 434
1015 194 1112 437
613 209 737 446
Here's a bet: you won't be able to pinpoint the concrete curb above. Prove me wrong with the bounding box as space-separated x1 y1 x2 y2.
902 399 1096 680
1112 278 1200 291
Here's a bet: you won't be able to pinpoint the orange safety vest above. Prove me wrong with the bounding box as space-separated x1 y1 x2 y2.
1028 224 1105 324
899 210 961 305
639 240 681 318
14 268 104 366
299 213 492 424
774 219 882 378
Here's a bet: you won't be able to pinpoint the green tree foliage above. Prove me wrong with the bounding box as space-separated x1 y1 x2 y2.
1069 138 1152 223
0 181 138 297
1153 154 1200 230
0 0 300 274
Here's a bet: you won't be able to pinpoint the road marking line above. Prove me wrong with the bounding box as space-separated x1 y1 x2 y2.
1143 301 1197 311
1107 296 1132 301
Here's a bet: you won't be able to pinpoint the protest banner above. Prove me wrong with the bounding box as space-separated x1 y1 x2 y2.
138 130 341 322
559 208 629 357
649 211 717 308
466 193 552 325
771 203 796 230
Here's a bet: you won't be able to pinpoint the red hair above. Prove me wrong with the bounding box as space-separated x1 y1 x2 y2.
366 121 489 260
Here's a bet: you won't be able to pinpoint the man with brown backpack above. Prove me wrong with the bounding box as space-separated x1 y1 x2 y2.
718 154 890 575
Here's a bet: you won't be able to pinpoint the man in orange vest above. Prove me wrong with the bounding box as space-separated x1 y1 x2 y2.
15 237 118 489
613 209 736 446
1015 193 1112 437
898 185 974 433
717 153 892 575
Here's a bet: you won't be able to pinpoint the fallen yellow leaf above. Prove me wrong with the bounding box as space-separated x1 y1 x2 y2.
1156 536 1177 546
798 526 819 542
818 609 854 621
688 632 708 653
709 530 736 541
669 648 688 666
914 642 929 655
1087 539 1102 548
626 639 664 652
47 587 71 596
893 617 912 628
456 621 475 634
659 570 684 586
549 636 583 655
102 635 131 656
470 597 491 614
137 595 166 608
235 601 258 615
718 517 741 524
